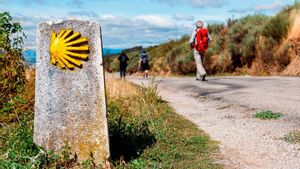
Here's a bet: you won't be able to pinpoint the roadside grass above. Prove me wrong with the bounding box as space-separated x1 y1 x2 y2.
282 130 300 144
254 111 283 120
106 77 221 168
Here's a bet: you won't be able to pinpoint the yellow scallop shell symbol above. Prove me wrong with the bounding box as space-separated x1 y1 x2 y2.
50 29 89 70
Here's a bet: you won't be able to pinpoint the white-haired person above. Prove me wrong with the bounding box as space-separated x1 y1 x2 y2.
189 20 211 81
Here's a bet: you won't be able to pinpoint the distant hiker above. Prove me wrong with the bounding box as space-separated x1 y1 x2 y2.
189 20 210 81
140 50 150 78
118 52 129 78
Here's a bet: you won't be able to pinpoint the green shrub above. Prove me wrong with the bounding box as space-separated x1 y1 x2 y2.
262 12 290 42
206 33 226 59
104 55 114 72
1 12 27 104
207 23 224 35
254 111 283 120
126 52 140 73
0 12 25 51
1 119 39 168
226 18 238 28
228 14 269 67
176 51 196 75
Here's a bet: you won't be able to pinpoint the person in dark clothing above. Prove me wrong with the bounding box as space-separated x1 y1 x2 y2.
118 52 129 78
140 50 150 78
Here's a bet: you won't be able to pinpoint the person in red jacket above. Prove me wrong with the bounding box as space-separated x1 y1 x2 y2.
189 20 211 81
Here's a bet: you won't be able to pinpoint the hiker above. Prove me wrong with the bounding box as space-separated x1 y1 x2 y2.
189 20 211 81
118 52 129 78
139 50 150 78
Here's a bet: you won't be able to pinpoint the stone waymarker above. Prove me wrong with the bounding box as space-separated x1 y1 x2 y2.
34 20 109 164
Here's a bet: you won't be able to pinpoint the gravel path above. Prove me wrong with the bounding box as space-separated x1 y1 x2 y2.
128 76 300 169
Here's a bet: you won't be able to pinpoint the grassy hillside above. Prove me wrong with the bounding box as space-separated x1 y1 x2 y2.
105 2 300 76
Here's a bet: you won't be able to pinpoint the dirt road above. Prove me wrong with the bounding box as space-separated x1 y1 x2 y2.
129 76 300 169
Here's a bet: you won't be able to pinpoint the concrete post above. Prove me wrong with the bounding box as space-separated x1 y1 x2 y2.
34 20 109 165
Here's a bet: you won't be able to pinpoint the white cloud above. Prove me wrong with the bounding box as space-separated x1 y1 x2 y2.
173 13 194 21
67 11 98 18
23 0 50 6
229 1 285 14
0 0 10 3
152 0 175 6
134 15 175 29
12 13 57 48
95 14 195 48
189 0 224 8
68 0 85 8
254 1 284 12
153 0 224 8
100 14 117 20
228 8 249 14
13 12 222 49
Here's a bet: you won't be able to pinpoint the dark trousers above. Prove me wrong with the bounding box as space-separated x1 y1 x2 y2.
120 63 127 78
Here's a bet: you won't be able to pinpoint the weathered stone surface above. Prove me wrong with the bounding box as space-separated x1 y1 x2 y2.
34 20 109 164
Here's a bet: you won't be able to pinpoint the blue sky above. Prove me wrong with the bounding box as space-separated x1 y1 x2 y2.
0 0 296 49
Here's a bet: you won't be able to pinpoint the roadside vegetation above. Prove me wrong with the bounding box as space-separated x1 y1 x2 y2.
105 2 300 76
254 111 283 120
1 12 221 168
106 77 221 168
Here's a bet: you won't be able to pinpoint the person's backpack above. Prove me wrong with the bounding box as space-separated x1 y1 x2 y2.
120 55 127 62
195 28 209 52
141 53 148 64
119 54 128 63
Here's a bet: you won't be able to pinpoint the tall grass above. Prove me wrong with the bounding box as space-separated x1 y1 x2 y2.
105 77 221 168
